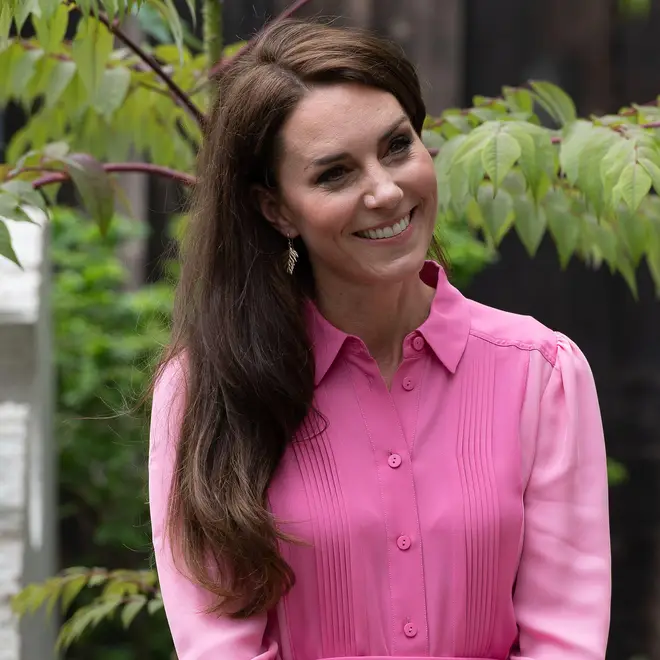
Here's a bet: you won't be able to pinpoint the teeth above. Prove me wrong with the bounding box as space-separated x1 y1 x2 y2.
357 213 411 240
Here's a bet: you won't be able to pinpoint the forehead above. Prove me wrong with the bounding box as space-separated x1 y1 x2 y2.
279 83 407 162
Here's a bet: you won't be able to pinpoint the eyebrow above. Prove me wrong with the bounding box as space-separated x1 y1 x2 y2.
306 115 410 170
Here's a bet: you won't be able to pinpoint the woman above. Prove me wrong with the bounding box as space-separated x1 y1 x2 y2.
148 18 611 660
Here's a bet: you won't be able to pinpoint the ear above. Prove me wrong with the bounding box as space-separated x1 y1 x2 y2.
253 185 299 238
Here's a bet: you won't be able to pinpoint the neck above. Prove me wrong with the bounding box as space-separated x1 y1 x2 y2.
314 267 436 375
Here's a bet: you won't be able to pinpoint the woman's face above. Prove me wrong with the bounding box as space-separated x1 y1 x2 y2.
260 83 438 290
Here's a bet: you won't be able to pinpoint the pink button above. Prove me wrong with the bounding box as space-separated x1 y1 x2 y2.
388 453 402 468
412 336 425 351
397 535 411 550
402 377 414 391
404 622 418 638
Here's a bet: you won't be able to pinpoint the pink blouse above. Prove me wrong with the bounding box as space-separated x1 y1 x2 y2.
149 261 611 660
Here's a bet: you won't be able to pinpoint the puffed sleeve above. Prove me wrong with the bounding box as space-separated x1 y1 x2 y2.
512 333 611 659
148 358 280 660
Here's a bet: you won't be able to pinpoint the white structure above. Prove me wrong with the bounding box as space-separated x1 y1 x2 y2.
0 210 56 660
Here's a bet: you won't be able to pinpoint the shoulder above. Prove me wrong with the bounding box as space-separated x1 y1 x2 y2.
465 298 558 367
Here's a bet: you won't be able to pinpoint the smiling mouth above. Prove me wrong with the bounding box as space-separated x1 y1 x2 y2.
354 207 416 240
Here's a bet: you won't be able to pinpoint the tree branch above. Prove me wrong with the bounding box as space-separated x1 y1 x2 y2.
94 12 207 129
26 163 196 189
205 0 314 81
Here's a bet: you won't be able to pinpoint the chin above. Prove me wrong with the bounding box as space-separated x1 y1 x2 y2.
359 246 430 285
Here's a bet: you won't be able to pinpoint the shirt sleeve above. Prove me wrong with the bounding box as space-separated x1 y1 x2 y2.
148 358 280 660
512 333 611 659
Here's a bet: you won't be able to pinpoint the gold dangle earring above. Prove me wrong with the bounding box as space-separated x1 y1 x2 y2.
285 234 299 275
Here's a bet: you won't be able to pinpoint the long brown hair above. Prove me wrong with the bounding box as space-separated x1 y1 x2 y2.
162 18 433 618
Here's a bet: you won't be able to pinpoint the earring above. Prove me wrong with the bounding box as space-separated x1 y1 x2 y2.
285 235 299 275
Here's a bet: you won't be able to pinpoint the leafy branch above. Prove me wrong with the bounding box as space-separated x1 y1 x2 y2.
12 567 163 651
25 161 196 188
93 8 206 128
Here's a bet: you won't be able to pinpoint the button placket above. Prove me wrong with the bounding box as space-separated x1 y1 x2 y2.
347 361 428 654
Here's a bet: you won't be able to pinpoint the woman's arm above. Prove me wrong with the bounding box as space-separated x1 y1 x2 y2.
512 334 611 659
148 359 280 660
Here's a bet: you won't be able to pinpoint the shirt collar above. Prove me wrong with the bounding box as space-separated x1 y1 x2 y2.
307 260 471 386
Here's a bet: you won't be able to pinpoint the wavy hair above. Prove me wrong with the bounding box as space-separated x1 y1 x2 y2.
161 18 437 618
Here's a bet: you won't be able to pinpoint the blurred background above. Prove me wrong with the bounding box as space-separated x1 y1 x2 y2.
2 0 660 658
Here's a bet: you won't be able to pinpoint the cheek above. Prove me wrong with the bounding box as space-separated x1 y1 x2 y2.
293 191 356 237
408 151 438 201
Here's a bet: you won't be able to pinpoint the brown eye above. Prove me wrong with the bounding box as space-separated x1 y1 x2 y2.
388 134 413 155
318 166 347 184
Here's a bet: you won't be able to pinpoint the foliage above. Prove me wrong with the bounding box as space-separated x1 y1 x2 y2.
40 205 173 658
12 567 164 652
51 206 172 562
1 1 660 299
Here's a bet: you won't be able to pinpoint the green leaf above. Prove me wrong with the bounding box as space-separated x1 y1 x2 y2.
639 157 660 196
61 575 88 613
147 597 164 615
121 595 146 629
0 219 20 266
38 0 61 20
601 138 635 210
0 195 35 224
530 81 577 127
72 18 114 97
503 87 534 114
546 188 579 268
451 122 495 163
162 0 184 60
182 0 196 25
616 208 647 265
514 194 547 256
44 60 76 109
33 3 69 54
43 140 70 160
104 0 118 21
0 6 12 51
578 129 620 216
435 134 467 211
15 0 41 35
505 123 540 196
9 48 43 98
559 120 594 184
477 184 514 245
62 154 115 234
93 67 131 120
647 217 660 295
2 179 47 210
57 597 123 651
88 572 109 587
481 130 521 193
612 161 652 212
616 245 638 299
584 217 618 270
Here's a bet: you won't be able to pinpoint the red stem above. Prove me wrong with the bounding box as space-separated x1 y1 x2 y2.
206 0 314 80
28 163 196 189
94 13 206 129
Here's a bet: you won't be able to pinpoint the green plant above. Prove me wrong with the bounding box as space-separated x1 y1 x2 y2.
52 207 172 562
2 1 660 298
15 206 174 657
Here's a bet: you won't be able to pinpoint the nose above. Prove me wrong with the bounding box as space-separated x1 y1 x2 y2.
363 165 404 210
